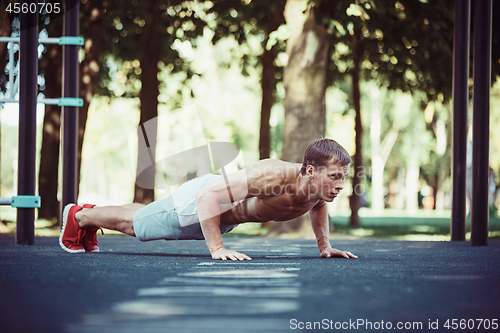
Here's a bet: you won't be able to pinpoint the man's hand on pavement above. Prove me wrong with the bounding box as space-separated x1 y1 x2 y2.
320 248 358 259
212 248 252 261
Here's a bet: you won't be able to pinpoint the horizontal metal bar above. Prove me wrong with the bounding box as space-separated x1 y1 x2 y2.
12 195 41 208
41 98 60 105
58 36 84 46
0 37 81 45
0 197 13 205
38 38 61 44
0 37 20 42
58 97 83 107
0 98 20 103
0 98 83 106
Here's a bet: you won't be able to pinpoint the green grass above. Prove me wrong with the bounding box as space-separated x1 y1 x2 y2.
330 208 500 241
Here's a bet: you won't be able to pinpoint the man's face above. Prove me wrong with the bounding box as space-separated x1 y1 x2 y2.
311 162 349 202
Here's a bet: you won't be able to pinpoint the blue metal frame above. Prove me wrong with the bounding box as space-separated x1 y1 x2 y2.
11 196 41 208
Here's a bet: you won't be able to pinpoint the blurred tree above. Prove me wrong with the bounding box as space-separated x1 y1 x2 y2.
77 0 106 203
419 102 452 210
133 1 162 204
367 86 400 212
349 26 364 226
207 0 286 160
270 0 334 234
102 0 205 203
348 0 498 216
259 8 284 160
330 1 456 224
368 87 411 211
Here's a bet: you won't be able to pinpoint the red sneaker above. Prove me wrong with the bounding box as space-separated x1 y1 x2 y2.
60 204 85 253
80 204 103 252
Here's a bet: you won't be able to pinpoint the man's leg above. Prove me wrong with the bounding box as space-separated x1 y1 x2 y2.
75 204 145 237
121 203 146 210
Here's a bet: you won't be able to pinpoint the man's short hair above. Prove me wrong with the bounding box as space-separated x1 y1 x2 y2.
301 138 351 174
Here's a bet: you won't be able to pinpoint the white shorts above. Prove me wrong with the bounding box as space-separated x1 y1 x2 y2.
133 174 236 241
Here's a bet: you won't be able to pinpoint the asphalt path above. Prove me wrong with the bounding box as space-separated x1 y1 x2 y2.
0 236 499 333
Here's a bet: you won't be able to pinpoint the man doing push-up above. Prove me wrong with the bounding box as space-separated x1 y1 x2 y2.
59 138 357 260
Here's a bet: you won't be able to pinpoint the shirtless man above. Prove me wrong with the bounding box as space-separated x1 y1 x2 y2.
59 138 357 260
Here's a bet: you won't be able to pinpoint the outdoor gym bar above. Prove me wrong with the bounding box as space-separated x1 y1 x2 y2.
470 0 492 246
16 0 38 245
61 0 80 221
451 0 470 242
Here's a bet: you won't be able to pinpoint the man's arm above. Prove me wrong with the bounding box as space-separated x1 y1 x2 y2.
196 189 251 261
309 202 358 259
196 168 255 261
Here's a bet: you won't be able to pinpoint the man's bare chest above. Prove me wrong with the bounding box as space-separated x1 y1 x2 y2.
223 196 317 224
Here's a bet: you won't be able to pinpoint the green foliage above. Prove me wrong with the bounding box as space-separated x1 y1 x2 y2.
324 0 454 102
203 0 286 96
207 0 286 44
80 0 207 100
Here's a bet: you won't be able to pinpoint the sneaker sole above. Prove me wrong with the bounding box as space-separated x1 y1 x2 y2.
59 204 85 254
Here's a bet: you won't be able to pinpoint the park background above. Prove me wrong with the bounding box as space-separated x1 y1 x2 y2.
1 0 500 240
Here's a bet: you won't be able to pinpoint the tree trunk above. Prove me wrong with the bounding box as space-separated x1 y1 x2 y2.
434 168 446 210
405 164 420 212
38 18 63 222
349 28 363 227
395 168 406 209
77 0 106 201
133 3 161 204
259 8 283 160
270 1 330 234
370 89 384 212
404 101 424 212
433 118 447 210
370 89 400 212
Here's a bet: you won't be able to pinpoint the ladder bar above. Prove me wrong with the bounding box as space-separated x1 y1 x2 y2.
0 198 13 205
0 37 60 44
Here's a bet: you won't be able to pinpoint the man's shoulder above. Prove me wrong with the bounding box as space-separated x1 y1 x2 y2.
247 158 300 175
243 159 300 194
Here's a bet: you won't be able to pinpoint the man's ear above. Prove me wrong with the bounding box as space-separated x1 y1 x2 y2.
306 165 315 178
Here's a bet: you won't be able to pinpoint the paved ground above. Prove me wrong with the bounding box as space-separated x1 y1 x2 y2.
0 236 499 333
